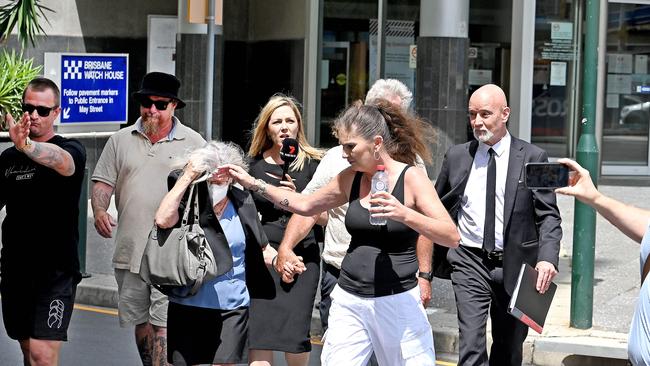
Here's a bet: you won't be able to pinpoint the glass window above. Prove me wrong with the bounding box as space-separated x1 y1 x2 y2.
602 3 650 167
531 0 580 157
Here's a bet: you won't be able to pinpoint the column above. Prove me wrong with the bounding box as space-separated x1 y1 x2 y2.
174 0 224 139
416 0 469 174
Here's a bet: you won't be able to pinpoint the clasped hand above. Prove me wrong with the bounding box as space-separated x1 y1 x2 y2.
275 248 306 283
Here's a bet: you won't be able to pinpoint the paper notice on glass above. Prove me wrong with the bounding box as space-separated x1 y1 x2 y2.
606 94 619 109
409 45 417 69
550 62 567 86
607 74 632 94
321 60 329 90
608 53 633 74
635 55 648 74
551 22 573 40
468 69 492 86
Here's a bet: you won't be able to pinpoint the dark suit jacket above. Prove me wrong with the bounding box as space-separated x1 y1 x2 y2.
168 171 274 298
433 137 562 295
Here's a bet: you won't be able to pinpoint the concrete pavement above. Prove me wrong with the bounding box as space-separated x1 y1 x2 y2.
4 181 646 365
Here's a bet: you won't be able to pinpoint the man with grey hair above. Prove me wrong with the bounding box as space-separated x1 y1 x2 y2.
91 72 205 366
275 79 433 334
364 78 413 112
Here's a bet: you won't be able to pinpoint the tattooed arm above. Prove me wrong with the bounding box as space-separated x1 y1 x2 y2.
92 181 117 238
222 163 351 216
6 112 75 176
20 141 75 176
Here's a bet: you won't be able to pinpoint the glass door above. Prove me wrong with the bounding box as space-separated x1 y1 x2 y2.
320 41 350 147
531 0 582 158
602 1 650 175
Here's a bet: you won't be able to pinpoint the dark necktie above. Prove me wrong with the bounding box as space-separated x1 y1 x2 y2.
483 148 496 253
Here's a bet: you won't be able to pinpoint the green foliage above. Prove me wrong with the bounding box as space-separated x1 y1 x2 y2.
0 50 42 128
0 0 54 48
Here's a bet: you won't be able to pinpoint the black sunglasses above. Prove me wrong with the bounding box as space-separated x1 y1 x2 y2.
140 98 172 110
21 103 57 117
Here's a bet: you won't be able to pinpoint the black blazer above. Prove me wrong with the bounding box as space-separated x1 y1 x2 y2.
433 137 562 295
168 171 274 298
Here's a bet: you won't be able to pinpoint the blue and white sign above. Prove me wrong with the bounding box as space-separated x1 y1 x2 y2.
58 54 128 124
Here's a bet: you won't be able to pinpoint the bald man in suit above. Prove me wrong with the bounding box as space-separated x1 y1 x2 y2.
434 84 562 365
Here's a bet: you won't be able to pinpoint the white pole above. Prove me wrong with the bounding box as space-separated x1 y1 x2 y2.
203 0 215 140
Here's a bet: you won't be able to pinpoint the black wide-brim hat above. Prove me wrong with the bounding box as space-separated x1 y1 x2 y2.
132 72 186 109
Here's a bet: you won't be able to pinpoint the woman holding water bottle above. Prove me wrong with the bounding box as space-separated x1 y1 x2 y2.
223 100 460 366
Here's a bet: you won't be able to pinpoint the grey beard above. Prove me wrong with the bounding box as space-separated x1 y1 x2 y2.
142 116 160 136
473 129 494 143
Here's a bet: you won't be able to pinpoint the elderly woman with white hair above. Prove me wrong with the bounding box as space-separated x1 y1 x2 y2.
154 141 276 366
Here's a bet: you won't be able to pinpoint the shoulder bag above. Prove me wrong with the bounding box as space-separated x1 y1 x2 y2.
140 183 218 296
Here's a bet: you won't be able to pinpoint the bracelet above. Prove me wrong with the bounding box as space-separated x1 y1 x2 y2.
271 255 278 268
17 137 32 152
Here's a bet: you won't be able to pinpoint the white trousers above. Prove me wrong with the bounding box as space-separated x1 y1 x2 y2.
321 285 435 366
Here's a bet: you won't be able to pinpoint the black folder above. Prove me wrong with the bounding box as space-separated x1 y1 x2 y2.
507 263 557 334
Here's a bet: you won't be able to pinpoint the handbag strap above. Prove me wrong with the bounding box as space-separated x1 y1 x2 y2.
181 183 198 226
192 182 200 224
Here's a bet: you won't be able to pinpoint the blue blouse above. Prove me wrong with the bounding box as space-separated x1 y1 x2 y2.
170 200 249 309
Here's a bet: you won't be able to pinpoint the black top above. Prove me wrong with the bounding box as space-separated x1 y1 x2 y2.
339 166 419 297
0 136 87 274
249 156 319 245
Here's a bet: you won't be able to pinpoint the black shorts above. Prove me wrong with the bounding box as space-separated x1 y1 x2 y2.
167 302 249 365
0 270 79 341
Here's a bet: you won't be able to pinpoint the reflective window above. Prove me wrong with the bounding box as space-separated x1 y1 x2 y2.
602 3 650 167
531 0 580 157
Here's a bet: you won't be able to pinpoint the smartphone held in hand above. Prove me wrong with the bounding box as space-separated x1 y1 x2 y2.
525 162 569 190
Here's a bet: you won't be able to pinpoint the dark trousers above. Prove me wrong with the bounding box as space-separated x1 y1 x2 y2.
448 245 529 366
319 262 340 331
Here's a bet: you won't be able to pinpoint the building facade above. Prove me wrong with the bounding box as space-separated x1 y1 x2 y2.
4 0 650 176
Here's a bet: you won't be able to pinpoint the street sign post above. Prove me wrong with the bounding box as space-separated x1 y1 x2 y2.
44 53 129 131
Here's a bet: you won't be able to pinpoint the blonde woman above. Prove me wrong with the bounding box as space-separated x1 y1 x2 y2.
247 94 323 366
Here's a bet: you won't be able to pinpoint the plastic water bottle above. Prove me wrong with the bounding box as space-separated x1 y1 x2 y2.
370 165 388 226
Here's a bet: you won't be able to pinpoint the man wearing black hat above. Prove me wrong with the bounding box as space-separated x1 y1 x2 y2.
91 72 205 365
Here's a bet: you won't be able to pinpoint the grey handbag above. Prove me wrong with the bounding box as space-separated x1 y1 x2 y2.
140 183 218 297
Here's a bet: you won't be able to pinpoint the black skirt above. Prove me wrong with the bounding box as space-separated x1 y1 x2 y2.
167 302 249 365
248 241 320 353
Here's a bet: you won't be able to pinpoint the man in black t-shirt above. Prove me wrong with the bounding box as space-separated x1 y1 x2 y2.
0 77 86 366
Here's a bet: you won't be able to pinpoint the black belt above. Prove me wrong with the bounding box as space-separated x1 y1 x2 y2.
463 246 504 266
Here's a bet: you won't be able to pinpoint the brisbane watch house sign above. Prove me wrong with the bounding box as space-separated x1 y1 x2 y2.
45 53 129 125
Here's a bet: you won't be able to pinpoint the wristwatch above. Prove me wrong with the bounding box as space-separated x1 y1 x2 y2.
418 271 433 282
18 137 31 152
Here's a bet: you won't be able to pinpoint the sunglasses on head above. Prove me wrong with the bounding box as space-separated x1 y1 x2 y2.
21 103 56 117
140 98 172 110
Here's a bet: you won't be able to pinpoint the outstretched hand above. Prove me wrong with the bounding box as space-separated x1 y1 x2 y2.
220 164 256 189
6 112 31 151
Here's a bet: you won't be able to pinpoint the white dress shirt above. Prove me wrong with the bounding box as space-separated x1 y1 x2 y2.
457 133 511 251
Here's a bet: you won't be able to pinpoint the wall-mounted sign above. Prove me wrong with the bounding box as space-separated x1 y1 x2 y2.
45 53 128 127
